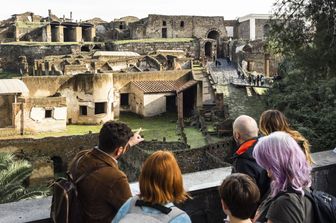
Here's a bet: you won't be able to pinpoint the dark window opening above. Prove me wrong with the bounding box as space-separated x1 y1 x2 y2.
120 94 129 106
163 21 167 26
180 21 185 28
95 102 106 114
80 106 88 116
119 24 123 29
45 109 52 118
162 28 167 38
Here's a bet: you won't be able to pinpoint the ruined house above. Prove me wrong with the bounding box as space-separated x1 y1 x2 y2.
110 14 228 59
16 69 201 129
0 10 96 43
0 79 67 133
33 50 192 76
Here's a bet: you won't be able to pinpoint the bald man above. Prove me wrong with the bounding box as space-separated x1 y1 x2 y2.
232 115 270 202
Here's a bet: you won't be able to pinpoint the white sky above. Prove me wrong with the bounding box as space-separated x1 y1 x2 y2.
0 0 276 21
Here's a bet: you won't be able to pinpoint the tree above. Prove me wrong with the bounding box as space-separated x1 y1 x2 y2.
265 0 336 151
0 153 45 204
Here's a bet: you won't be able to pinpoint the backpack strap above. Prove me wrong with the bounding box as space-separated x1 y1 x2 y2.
127 196 185 223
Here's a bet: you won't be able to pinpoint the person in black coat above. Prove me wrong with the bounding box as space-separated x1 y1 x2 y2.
231 115 270 203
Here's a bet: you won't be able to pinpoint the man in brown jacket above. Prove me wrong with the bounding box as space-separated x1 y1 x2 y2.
69 121 143 223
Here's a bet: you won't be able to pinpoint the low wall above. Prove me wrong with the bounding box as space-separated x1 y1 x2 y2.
0 134 232 183
0 150 335 223
106 40 199 58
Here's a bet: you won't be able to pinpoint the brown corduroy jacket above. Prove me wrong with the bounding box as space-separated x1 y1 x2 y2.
69 148 132 223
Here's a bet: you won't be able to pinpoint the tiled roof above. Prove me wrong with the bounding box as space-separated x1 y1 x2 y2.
131 80 178 93
131 79 198 94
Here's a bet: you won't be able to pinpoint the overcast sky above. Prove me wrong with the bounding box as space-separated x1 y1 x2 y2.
1 0 276 21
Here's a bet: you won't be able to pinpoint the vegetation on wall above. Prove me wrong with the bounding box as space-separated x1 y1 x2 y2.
265 0 336 151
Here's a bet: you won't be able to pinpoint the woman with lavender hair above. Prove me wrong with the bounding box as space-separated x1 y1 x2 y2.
252 131 315 223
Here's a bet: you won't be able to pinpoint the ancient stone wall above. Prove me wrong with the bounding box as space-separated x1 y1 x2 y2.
255 19 270 40
237 20 250 40
129 15 227 40
106 40 199 58
0 44 81 72
0 134 232 183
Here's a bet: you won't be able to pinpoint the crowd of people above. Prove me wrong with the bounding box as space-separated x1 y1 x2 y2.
67 109 316 223
237 71 265 86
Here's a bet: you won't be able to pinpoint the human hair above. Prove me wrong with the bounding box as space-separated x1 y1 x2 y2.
139 150 189 204
219 173 260 220
253 131 311 197
259 109 313 164
233 115 259 141
98 121 133 153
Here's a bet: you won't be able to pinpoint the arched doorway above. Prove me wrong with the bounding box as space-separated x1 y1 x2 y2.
205 42 212 58
207 30 221 58
207 30 220 40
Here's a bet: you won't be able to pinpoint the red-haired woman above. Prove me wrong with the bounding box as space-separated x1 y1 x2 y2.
112 150 191 223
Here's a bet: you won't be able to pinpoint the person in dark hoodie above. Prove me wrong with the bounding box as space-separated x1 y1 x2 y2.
231 115 270 203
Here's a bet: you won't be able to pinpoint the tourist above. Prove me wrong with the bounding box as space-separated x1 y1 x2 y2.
256 75 260 86
219 173 260 223
259 109 313 164
232 115 270 202
252 76 256 85
253 131 314 223
112 150 191 223
69 121 144 222
248 75 252 85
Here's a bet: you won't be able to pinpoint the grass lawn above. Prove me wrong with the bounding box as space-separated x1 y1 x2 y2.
0 112 208 148
113 38 194 45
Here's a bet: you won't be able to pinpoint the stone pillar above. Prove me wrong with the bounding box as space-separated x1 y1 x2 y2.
264 54 270 77
89 27 96 42
249 18 256 41
113 92 120 119
55 26 64 42
44 25 52 42
196 83 203 108
177 92 184 127
74 26 82 42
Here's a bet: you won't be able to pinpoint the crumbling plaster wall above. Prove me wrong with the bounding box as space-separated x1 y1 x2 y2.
21 73 114 124
13 97 67 133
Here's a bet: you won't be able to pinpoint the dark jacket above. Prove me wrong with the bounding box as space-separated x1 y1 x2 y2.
69 148 132 223
232 138 270 201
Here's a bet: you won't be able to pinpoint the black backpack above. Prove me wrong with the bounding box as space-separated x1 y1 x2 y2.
305 189 336 223
50 154 106 223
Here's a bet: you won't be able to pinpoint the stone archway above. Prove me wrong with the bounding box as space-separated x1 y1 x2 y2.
206 29 222 58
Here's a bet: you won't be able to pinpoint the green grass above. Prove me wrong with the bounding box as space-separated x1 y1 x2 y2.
113 38 194 45
1 112 208 148
184 127 207 148
119 112 179 142
0 72 20 79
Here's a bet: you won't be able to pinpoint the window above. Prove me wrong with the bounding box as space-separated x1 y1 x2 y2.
163 21 167 26
45 109 52 118
120 94 129 106
80 106 88 116
180 21 185 28
95 102 106 114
